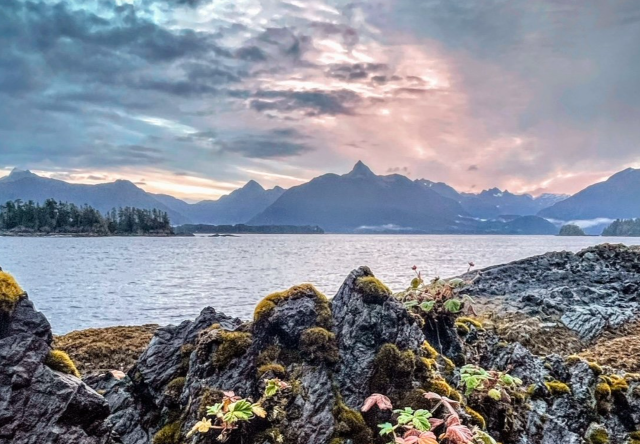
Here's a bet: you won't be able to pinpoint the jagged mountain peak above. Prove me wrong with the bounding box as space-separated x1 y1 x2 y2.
346 160 375 178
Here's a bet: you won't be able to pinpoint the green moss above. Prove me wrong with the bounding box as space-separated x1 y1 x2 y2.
544 381 571 396
440 356 456 374
421 340 439 359
44 350 80 378
179 344 194 374
456 317 483 329
588 362 603 375
300 327 339 364
253 284 331 328
455 322 471 335
587 427 609 444
153 421 182 444
566 355 583 365
212 331 252 369
370 344 415 392
257 344 282 367
425 375 455 398
465 406 486 430
0 271 24 313
332 397 372 443
355 276 391 303
595 382 611 399
258 363 286 377
399 388 431 410
165 377 186 397
601 375 629 393
198 388 223 418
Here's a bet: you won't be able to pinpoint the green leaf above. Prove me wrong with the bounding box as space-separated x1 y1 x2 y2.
411 409 432 431
488 388 502 401
223 400 255 423
265 379 280 397
448 278 465 288
206 403 223 416
378 422 395 436
411 277 422 289
404 300 419 308
443 299 462 313
419 301 435 313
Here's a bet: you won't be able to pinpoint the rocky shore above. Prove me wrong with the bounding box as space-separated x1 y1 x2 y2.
2 244 640 444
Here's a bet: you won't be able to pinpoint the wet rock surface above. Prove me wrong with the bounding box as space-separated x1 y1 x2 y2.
461 244 640 340
0 296 115 444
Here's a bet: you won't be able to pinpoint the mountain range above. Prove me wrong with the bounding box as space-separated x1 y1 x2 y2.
2 163 639 234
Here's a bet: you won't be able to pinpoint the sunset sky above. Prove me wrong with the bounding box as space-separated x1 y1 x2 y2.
1 0 640 201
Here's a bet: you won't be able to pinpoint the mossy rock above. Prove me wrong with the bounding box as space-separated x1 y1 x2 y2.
455 322 471 335
465 406 487 430
300 327 339 365
544 381 571 396
0 271 24 313
44 350 80 378
370 344 415 392
355 276 391 303
165 377 186 398
253 284 332 328
399 388 431 410
421 340 439 359
332 398 373 443
586 425 610 444
257 344 282 367
212 330 252 369
198 388 224 418
456 317 483 329
601 375 629 393
153 421 182 444
257 363 287 377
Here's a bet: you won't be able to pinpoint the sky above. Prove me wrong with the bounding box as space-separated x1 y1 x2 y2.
1 0 640 201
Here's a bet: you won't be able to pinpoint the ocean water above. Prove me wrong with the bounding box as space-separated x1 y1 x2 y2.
1 234 639 334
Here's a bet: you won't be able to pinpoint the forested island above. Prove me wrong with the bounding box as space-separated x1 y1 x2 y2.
175 223 324 235
0 199 173 236
602 218 640 236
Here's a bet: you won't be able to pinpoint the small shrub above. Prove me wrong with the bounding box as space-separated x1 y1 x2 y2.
44 350 80 378
0 271 24 313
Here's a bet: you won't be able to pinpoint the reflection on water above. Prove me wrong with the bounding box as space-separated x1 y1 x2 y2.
1 234 638 333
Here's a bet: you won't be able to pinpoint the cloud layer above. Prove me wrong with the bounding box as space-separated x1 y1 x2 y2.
1 0 639 199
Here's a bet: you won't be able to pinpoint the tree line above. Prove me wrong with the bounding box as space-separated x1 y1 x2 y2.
602 219 640 237
0 199 173 235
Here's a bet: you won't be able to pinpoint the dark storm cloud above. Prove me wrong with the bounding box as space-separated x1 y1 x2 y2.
221 129 312 159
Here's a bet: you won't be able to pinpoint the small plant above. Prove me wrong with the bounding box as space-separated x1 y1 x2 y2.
378 407 434 444
459 365 523 402
395 267 476 317
187 379 290 441
370 391 495 444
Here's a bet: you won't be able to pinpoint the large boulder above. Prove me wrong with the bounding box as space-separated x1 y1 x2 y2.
0 296 115 444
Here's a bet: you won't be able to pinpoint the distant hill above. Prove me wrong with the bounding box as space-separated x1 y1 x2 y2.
539 168 640 222
249 161 473 233
0 169 285 226
417 179 567 218
181 181 285 225
0 169 192 225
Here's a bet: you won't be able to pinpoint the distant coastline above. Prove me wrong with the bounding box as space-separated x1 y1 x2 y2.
175 223 324 235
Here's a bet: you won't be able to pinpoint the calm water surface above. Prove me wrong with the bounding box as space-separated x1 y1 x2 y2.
1 235 639 334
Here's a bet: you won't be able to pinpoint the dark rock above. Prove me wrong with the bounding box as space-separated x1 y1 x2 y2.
461 244 640 340
0 296 115 444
